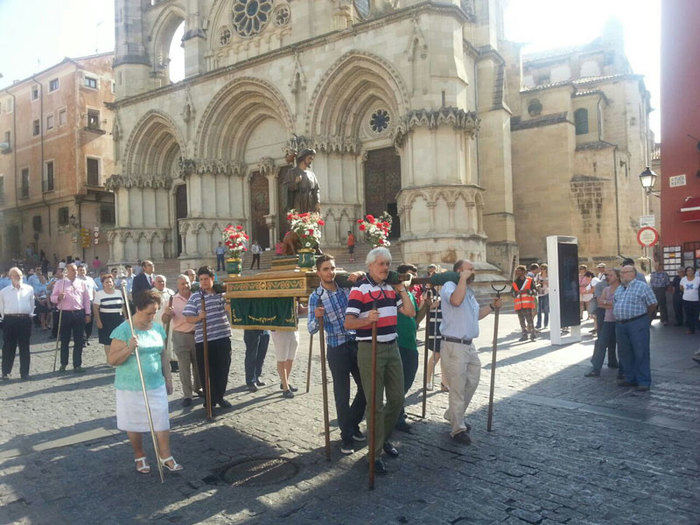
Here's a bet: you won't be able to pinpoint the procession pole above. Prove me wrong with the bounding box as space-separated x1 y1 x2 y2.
318 317 331 461
200 294 214 421
421 295 435 419
52 307 63 372
121 283 165 483
305 332 314 393
368 300 378 490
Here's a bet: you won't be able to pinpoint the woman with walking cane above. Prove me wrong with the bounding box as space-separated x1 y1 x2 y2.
108 289 182 476
439 259 501 445
344 247 415 479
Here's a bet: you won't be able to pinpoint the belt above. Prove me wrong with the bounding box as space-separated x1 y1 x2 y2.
443 336 473 345
3 313 30 318
618 313 647 324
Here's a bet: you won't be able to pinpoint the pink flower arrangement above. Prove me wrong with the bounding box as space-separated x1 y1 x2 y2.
222 224 249 258
287 209 325 250
358 211 392 247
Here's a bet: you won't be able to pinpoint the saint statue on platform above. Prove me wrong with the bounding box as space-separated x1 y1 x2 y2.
284 148 320 214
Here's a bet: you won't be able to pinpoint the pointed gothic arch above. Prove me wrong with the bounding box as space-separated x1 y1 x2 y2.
123 110 185 178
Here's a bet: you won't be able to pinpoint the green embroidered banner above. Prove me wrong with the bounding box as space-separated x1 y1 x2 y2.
230 297 297 331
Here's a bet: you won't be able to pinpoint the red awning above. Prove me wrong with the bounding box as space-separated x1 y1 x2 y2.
680 196 700 222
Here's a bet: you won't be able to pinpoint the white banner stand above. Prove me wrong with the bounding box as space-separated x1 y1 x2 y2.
547 235 582 345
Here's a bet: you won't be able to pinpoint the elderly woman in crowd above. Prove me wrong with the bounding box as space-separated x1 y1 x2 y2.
108 290 182 474
93 273 125 360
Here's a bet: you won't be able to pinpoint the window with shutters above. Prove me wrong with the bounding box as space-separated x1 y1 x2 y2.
87 109 100 130
58 108 67 126
85 77 98 89
58 207 69 226
43 161 54 192
20 168 29 199
574 108 589 135
46 114 54 130
33 119 40 136
49 78 59 92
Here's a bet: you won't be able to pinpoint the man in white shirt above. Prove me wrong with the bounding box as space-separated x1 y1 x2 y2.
77 265 97 345
154 274 178 372
0 267 35 380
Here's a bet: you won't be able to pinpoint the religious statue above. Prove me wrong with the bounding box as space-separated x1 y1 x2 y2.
285 148 320 214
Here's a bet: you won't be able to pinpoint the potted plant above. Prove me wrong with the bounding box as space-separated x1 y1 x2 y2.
222 224 248 276
287 209 325 268
357 212 392 248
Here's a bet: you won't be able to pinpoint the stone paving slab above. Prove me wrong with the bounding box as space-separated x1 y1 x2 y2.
0 314 698 524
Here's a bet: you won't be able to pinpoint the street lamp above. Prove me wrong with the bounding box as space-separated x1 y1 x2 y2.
639 166 659 195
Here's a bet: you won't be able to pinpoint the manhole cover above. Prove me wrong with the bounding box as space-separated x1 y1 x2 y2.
221 457 299 487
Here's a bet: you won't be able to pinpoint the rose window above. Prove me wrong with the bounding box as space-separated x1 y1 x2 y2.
232 0 273 38
369 109 390 133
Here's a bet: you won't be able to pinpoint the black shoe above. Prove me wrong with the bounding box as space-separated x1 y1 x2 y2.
182 397 192 407
247 383 258 393
74 366 85 373
518 335 528 341
280 383 298 392
255 379 266 387
618 380 638 387
530 334 536 341
635 385 650 392
352 430 366 442
1 374 9 381
373 459 388 475
218 399 232 408
21 375 29 381
584 370 601 377
382 441 399 457
607 362 619 368
170 361 179 373
452 430 472 445
340 441 354 455
195 389 204 398
282 389 294 399
58 365 67 373
395 418 412 433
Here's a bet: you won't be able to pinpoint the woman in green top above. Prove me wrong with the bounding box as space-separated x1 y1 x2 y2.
394 264 427 433
108 290 182 474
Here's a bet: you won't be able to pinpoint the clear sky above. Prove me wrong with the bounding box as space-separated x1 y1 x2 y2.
0 0 660 136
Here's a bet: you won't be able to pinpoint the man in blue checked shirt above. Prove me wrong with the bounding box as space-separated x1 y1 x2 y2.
308 254 366 455
614 264 657 391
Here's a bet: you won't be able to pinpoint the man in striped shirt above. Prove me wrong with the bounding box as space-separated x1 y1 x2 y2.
308 254 366 455
183 266 233 412
344 247 415 474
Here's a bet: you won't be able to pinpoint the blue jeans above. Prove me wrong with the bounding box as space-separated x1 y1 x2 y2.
327 340 366 442
536 295 549 328
590 321 619 373
615 315 651 387
243 330 269 385
216 254 225 271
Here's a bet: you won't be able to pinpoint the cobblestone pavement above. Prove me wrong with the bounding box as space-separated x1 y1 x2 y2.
0 314 698 524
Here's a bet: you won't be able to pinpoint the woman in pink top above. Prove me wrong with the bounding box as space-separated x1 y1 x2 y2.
161 275 201 407
585 268 622 377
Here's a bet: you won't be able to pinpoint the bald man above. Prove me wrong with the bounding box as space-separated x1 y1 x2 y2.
0 268 35 379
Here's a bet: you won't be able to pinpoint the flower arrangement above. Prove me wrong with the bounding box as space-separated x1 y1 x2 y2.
222 224 249 258
287 209 325 250
358 212 392 247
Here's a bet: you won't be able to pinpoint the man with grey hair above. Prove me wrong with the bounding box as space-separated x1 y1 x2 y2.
0 267 35 380
440 259 501 444
51 263 91 372
154 274 178 373
614 264 657 391
344 247 415 474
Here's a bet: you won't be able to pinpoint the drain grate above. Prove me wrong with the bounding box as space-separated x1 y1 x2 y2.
219 457 299 487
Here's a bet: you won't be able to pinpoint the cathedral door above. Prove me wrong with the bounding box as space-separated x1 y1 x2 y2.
250 171 270 249
364 148 401 238
175 184 187 256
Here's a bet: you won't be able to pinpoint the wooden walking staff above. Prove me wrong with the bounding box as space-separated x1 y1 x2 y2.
199 294 214 421
305 332 314 393
367 292 383 491
318 316 331 461
121 283 165 483
52 308 63 372
487 255 516 432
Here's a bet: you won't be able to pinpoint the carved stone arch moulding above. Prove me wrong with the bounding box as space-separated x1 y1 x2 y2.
393 107 479 147
148 2 187 70
195 77 294 159
306 51 410 138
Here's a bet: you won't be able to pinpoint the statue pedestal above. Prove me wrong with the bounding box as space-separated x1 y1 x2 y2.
270 256 298 271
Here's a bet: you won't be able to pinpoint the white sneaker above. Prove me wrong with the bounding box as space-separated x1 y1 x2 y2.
426 382 434 391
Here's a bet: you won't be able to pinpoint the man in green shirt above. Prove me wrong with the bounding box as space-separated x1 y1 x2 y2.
395 264 421 433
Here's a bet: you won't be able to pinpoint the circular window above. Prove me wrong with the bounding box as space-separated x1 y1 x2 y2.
369 109 390 133
232 0 273 38
527 99 542 117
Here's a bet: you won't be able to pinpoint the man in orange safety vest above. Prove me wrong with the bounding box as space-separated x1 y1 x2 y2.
512 265 537 341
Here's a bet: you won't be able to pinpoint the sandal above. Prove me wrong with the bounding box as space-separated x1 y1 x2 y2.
441 383 450 392
159 456 183 472
135 457 150 474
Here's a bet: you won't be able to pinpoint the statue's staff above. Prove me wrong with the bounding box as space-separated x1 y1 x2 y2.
421 289 437 419
121 282 165 483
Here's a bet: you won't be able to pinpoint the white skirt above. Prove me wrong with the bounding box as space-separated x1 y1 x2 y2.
116 384 170 432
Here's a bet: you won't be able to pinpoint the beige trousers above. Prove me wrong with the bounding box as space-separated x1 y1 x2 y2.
441 340 481 437
172 330 201 399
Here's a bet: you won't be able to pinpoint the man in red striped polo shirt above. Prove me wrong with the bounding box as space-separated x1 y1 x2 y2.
344 247 415 475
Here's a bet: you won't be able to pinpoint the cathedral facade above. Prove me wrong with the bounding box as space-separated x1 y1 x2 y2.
108 0 652 271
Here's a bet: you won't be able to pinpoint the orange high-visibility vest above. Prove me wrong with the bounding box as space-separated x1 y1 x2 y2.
513 277 536 310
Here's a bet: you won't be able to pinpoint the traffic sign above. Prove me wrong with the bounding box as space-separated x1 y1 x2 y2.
637 226 659 247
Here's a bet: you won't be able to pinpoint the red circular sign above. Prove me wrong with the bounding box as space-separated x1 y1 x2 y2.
637 226 659 247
